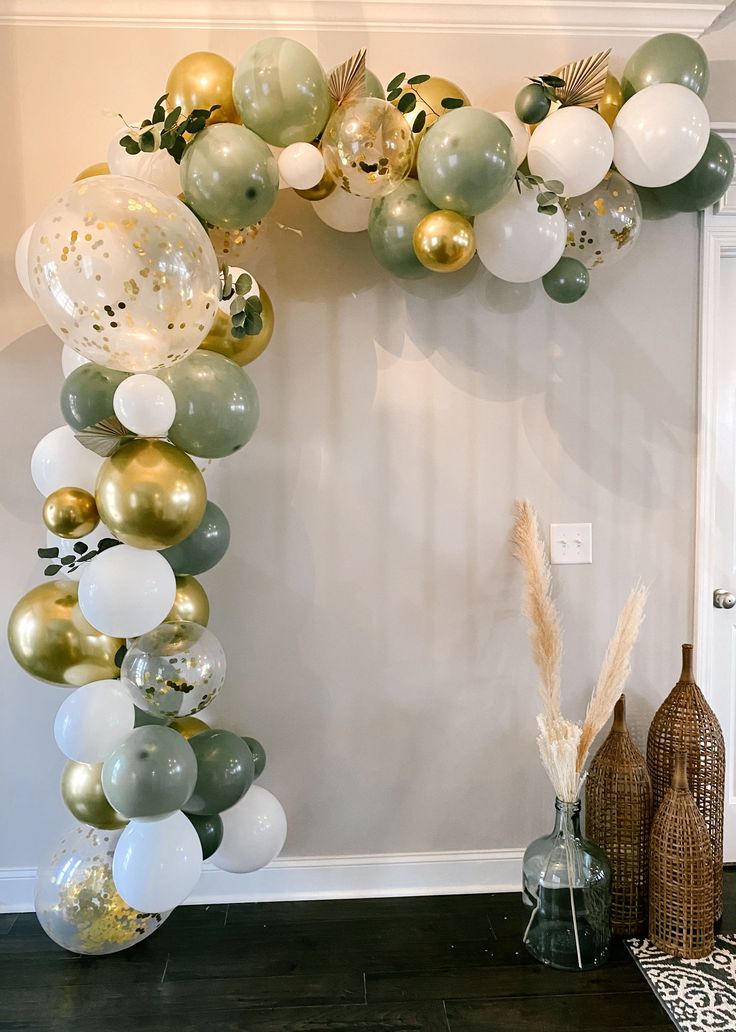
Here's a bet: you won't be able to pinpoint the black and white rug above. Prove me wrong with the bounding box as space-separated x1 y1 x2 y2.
628 934 736 1032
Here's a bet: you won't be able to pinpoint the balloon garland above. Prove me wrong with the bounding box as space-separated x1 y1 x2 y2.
10 30 732 955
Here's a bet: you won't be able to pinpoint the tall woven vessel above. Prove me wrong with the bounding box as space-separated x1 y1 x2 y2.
586 695 652 936
646 643 724 919
649 752 715 958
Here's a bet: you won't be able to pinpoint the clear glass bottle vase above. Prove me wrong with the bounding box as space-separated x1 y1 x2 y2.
522 798 612 970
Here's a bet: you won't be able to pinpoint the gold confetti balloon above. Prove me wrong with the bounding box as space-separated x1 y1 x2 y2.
34 825 168 954
199 286 274 366
562 170 642 270
413 210 476 273
166 575 211 626
321 97 413 199
42 487 99 539
61 761 128 830
166 51 240 126
29 176 219 372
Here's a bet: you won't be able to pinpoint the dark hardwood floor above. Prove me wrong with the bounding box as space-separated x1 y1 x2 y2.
2 872 734 1032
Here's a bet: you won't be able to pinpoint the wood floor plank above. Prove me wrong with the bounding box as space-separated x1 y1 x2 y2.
444 991 673 1031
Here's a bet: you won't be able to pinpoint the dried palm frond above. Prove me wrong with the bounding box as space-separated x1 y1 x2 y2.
328 49 367 106
554 49 610 108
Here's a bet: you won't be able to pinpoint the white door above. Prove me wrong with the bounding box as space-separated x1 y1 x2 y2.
695 124 736 862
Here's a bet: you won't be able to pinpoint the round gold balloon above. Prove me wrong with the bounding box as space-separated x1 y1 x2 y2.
169 715 210 740
74 162 110 182
199 287 275 366
294 167 337 201
166 51 240 126
413 210 476 273
166 575 210 626
7 581 123 687
95 439 207 550
598 74 624 128
61 761 128 830
43 487 99 539
392 76 470 167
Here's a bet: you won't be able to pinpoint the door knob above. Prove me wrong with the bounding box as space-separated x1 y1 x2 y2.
713 589 736 609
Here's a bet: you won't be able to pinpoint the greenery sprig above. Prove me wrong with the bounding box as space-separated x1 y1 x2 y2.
385 73 465 134
220 265 264 339
527 74 566 103
38 537 120 578
119 93 221 164
516 170 565 216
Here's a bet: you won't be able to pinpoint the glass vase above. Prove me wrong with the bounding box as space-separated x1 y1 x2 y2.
522 798 612 970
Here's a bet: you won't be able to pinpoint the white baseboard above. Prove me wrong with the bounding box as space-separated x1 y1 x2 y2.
0 847 523 914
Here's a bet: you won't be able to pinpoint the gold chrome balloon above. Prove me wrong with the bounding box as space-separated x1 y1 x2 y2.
61 761 128 830
294 167 337 201
95 440 207 551
166 576 211 626
598 74 624 128
7 581 123 686
413 210 476 273
43 487 99 539
166 51 240 126
199 287 274 367
392 76 470 167
74 162 110 182
169 715 210 740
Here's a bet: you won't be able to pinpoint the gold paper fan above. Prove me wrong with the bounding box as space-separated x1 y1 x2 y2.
75 417 136 458
328 48 367 106
554 49 611 108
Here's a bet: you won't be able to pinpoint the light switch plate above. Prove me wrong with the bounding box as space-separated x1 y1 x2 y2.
550 523 592 565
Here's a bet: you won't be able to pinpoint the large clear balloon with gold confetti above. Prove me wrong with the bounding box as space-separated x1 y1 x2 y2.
35 825 169 954
29 176 220 372
321 98 413 199
562 171 643 269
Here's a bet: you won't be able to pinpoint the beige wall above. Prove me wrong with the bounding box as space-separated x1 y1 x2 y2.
0 20 727 869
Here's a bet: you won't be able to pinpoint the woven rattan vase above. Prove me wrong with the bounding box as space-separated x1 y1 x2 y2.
586 695 652 936
646 643 724 919
649 752 715 958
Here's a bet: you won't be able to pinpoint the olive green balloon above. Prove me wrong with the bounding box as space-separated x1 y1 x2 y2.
159 351 260 458
180 123 279 229
542 257 590 304
635 185 678 221
183 730 255 815
101 725 197 819
368 181 438 280
185 812 223 860
60 364 128 432
417 107 515 216
160 500 230 576
622 32 709 100
233 37 332 147
243 736 266 779
514 83 551 125
656 131 734 213
365 69 385 101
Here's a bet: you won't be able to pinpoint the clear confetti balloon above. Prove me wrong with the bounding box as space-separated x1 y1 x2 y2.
35 825 168 955
562 171 643 269
121 620 226 718
321 98 413 199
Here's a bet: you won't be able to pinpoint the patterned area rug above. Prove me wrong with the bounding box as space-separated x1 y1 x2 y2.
627 934 736 1032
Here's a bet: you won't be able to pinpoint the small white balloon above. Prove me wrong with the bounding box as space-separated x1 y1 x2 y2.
494 111 529 167
54 679 135 763
312 190 371 233
61 346 90 378
15 225 34 298
613 82 709 188
106 129 182 196
113 374 176 437
527 106 614 198
475 185 567 283
78 544 176 639
211 786 287 874
113 811 203 912
31 426 103 496
278 143 326 190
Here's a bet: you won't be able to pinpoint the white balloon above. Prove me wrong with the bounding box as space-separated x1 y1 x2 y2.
475 185 567 283
113 374 176 437
15 224 34 298
211 786 287 874
612 82 709 188
527 107 614 198
113 811 203 912
61 346 90 378
78 545 176 639
494 111 529 167
106 129 182 196
31 426 103 496
312 190 371 233
46 523 115 582
278 143 325 190
54 679 135 763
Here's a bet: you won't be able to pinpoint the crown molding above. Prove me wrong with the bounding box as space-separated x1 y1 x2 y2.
0 1 725 35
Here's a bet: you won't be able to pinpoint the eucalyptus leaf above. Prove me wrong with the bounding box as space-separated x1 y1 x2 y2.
387 72 406 92
44 565 61 576
139 131 156 153
538 204 558 216
397 93 417 113
544 180 564 194
407 74 430 85
235 273 253 295
412 110 427 133
245 314 263 336
38 547 59 559
537 191 557 205
441 97 464 109
541 74 566 88
73 541 88 554
244 295 263 314
230 296 246 315
386 89 402 102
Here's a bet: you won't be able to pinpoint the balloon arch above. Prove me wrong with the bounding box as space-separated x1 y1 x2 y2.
9 31 732 954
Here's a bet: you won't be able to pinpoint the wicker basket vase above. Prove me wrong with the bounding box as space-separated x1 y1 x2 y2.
646 643 724 919
586 695 652 936
649 752 715 958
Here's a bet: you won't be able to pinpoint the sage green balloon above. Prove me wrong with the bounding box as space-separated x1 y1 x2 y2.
417 107 515 216
365 69 385 101
185 812 223 860
542 257 590 304
514 83 551 125
159 351 260 458
656 131 734 213
160 500 230 576
180 123 279 229
133 705 169 728
183 730 255 815
368 181 438 280
233 37 332 147
622 32 709 100
60 364 128 432
243 736 266 779
101 726 197 819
